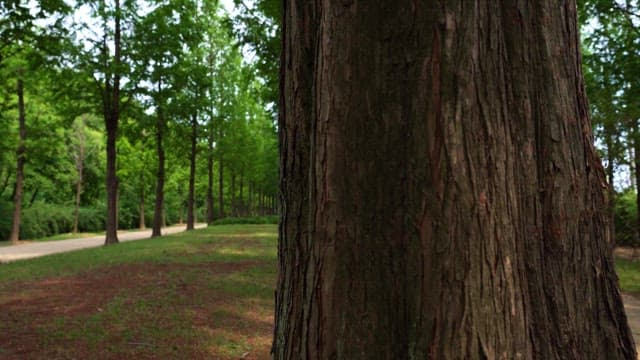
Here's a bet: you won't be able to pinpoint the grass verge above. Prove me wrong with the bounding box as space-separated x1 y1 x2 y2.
0 224 277 360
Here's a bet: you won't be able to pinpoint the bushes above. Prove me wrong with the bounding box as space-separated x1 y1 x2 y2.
212 216 278 225
0 201 221 242
20 203 74 240
0 200 13 240
77 205 106 233
615 191 637 247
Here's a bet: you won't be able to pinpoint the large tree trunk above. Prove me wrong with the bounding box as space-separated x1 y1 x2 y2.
104 0 121 246
187 113 197 231
273 1 636 359
206 128 215 224
9 78 26 244
152 104 165 237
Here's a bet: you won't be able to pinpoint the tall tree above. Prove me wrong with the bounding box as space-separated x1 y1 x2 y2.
132 0 198 236
9 70 26 244
580 0 640 245
274 1 636 358
72 0 139 244
1 0 69 243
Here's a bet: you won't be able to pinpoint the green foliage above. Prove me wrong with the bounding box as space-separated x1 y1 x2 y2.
0 0 279 241
0 200 13 240
19 203 74 240
212 216 278 225
77 206 106 233
615 190 639 247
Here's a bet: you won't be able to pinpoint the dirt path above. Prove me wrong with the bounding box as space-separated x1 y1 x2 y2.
0 224 207 263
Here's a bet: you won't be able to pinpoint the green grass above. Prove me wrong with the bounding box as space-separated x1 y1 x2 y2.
616 258 640 295
0 224 278 359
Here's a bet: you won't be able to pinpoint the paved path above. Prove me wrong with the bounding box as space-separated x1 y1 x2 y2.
0 224 207 263
623 293 640 357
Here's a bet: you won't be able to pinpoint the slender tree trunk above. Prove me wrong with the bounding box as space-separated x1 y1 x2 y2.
73 162 83 233
248 182 253 216
9 78 26 244
0 168 10 197
634 125 640 249
139 172 146 230
273 1 636 358
231 171 236 217
73 117 86 234
187 113 197 231
104 0 121 245
28 189 38 207
152 103 165 237
206 129 215 223
604 125 616 247
218 158 224 218
239 171 244 216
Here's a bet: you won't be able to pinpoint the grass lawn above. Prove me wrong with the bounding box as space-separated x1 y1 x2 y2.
0 224 277 360
616 258 640 296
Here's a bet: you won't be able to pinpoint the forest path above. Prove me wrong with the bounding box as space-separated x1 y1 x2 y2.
0 223 206 263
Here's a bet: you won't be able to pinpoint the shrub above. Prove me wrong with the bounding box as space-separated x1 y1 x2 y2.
615 190 637 247
20 203 74 240
77 205 106 233
0 200 13 241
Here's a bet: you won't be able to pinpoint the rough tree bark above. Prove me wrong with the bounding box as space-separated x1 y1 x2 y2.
9 78 26 244
273 1 636 359
187 113 197 231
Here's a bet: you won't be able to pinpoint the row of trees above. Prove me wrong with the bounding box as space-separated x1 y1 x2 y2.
0 0 278 244
580 0 640 246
